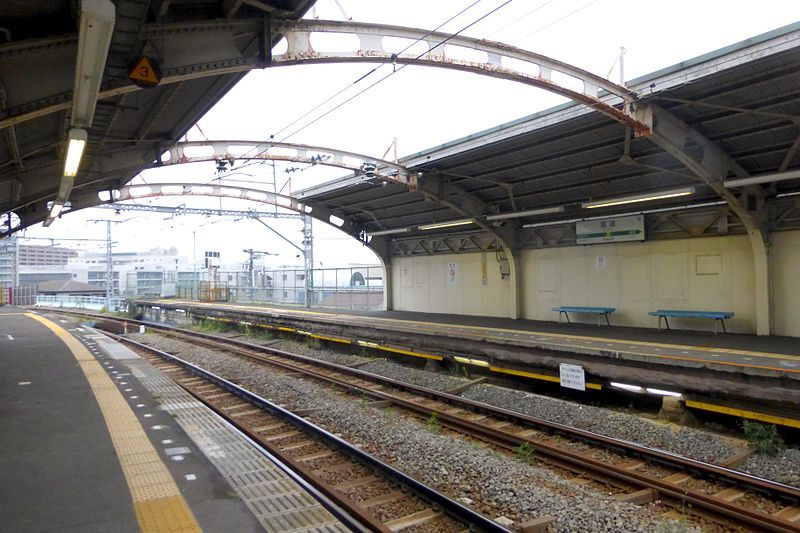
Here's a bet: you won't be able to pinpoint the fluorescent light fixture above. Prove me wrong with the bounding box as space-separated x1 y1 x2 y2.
522 200 725 229
71 0 115 128
645 387 682 398
485 205 564 221
610 382 643 393
49 203 64 218
723 169 800 188
368 227 410 237
64 128 87 177
582 187 695 209
418 219 474 230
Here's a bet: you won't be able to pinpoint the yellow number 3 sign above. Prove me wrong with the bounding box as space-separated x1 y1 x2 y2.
128 56 162 88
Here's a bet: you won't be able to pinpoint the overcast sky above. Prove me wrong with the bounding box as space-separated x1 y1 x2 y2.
18 0 800 271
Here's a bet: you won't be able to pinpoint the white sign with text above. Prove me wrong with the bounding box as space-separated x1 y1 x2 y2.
559 363 586 391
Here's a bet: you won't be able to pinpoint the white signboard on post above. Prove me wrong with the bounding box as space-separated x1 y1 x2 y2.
559 363 586 391
576 215 644 245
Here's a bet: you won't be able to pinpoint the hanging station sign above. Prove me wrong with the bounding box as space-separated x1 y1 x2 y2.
576 215 645 245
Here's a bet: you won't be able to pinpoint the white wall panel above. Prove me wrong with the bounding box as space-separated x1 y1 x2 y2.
391 230 800 336
772 231 800 337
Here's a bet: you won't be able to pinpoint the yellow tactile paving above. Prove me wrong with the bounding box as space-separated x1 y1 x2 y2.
26 313 201 533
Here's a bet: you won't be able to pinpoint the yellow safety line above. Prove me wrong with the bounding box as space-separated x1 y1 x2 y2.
373 344 442 361
155 300 800 369
489 365 603 390
26 313 201 533
309 333 352 344
685 400 800 429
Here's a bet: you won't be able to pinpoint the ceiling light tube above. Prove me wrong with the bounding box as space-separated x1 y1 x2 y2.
49 203 64 218
582 187 695 209
368 227 410 237
485 205 564 221
71 0 116 128
723 169 800 188
418 219 474 231
522 200 725 229
64 128 87 177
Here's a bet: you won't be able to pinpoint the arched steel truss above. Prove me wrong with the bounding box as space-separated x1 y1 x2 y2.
272 20 649 135
114 182 362 239
164 140 413 188
2 20 650 135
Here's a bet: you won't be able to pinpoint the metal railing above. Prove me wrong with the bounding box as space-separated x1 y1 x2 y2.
36 294 126 312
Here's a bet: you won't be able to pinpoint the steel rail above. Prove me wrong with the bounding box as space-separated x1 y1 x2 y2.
141 324 800 532
112 331 511 533
52 310 800 531
137 317 800 496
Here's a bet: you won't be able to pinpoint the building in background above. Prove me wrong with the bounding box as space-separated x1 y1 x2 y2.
18 245 77 266
67 247 192 297
16 244 78 286
0 237 18 288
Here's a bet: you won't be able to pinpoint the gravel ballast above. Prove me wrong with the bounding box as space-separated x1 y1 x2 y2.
741 448 800 488
461 384 738 464
129 332 692 531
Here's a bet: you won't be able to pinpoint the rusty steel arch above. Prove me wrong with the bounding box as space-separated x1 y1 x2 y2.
2 20 651 135
119 182 306 215
113 182 363 237
164 140 413 187
272 20 649 135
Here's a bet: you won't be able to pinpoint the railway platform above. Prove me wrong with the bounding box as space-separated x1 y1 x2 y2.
135 299 800 426
0 306 348 532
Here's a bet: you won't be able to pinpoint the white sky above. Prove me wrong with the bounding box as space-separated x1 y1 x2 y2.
18 0 800 270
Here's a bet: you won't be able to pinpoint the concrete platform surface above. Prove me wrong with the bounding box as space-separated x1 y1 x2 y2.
143 300 800 376
0 307 347 532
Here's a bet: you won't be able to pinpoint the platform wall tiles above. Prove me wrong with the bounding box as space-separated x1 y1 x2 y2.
520 236 757 332
393 252 511 316
772 230 800 337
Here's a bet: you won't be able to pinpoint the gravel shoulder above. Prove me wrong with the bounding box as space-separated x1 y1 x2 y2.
129 332 694 531
174 327 800 488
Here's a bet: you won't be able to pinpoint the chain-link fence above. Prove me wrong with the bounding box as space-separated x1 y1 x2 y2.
176 265 384 311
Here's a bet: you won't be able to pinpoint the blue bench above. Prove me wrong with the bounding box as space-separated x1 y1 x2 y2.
648 309 734 334
553 306 615 326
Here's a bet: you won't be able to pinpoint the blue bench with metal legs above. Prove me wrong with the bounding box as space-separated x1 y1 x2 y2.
552 306 615 326
648 309 734 334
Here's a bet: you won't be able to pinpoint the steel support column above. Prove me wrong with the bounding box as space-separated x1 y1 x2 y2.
642 103 772 334
416 173 520 318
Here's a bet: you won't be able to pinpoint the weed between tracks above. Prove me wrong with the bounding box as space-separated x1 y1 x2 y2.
742 420 785 456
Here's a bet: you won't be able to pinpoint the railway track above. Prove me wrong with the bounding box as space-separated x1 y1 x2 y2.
55 311 800 531
113 331 509 533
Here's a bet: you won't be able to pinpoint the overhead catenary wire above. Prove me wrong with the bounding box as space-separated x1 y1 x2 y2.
220 0 494 183
511 0 604 45
269 0 488 142
275 0 517 143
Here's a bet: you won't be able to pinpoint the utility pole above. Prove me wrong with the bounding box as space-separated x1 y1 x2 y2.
89 218 127 310
105 220 112 307
302 215 314 308
242 248 274 287
248 214 314 307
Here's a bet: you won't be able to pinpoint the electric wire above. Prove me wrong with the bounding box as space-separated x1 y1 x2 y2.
220 0 490 181
511 0 603 45
482 0 559 40
276 0 517 143
269 0 487 141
